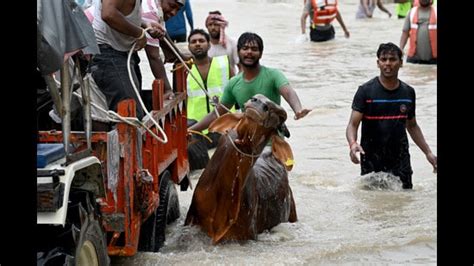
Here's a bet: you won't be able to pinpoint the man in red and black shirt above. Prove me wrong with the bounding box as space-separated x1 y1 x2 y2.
346 42 437 189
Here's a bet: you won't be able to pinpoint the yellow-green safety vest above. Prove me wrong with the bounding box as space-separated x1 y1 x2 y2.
396 2 412 18
187 55 231 133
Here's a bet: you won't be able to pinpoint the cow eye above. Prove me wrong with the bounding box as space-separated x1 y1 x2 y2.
251 97 257 102
262 105 268 111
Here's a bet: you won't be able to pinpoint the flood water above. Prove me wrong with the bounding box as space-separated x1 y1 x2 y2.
115 0 437 264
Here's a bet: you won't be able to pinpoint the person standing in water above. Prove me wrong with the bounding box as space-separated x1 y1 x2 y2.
300 0 350 42
356 0 392 19
399 0 437 64
346 42 437 189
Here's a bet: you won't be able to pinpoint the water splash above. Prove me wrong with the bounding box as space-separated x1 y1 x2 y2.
358 172 403 191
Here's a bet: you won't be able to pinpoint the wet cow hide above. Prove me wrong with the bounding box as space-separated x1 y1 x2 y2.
185 94 297 244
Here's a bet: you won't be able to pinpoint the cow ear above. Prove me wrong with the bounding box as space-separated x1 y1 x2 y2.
271 135 294 171
209 113 244 134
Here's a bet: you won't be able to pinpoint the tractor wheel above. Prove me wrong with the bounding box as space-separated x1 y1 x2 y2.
74 202 109 265
138 170 180 252
165 171 180 224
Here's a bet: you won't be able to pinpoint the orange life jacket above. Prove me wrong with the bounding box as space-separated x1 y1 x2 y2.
311 0 338 26
408 6 437 58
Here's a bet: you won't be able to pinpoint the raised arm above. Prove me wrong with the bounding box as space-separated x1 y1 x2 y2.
279 84 311 120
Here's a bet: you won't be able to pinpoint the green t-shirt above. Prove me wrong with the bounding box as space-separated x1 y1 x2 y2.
221 65 289 109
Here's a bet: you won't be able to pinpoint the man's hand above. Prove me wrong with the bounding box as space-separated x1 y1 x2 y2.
294 108 312 120
426 152 437 173
365 10 373 18
344 30 350 38
349 142 365 164
147 21 166 39
296 34 308 43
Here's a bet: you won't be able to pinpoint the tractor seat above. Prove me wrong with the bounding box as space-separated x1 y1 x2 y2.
37 143 65 168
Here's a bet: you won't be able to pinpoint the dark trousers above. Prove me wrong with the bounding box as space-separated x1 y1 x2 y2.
407 57 437 65
309 25 335 42
361 152 413 189
90 44 144 119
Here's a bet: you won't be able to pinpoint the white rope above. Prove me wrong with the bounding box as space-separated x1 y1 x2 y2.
126 27 168 143
50 31 167 143
161 37 231 117
69 27 170 143
72 91 164 141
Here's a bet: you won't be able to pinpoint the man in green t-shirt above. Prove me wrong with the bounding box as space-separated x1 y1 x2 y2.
189 32 311 132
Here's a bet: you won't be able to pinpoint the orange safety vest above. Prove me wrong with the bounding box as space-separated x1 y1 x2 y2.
311 0 338 26
408 6 437 58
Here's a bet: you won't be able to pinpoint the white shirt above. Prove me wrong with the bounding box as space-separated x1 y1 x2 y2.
208 35 239 73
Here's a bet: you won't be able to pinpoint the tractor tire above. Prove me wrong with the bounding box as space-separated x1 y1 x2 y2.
165 172 180 224
75 211 109 266
37 191 109 266
138 170 180 252
187 135 210 170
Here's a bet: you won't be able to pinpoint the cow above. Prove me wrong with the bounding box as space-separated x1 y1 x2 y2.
185 94 297 244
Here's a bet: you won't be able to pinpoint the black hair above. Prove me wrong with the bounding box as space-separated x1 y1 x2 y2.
208 10 222 15
188 29 210 43
237 32 264 53
376 42 403 60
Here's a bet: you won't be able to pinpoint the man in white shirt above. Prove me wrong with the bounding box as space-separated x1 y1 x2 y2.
205 11 240 73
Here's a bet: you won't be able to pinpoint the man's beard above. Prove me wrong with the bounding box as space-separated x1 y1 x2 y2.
419 0 431 7
210 31 220 40
192 51 208 60
240 57 260 68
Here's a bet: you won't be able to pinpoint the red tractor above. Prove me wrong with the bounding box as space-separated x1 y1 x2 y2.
36 1 190 264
